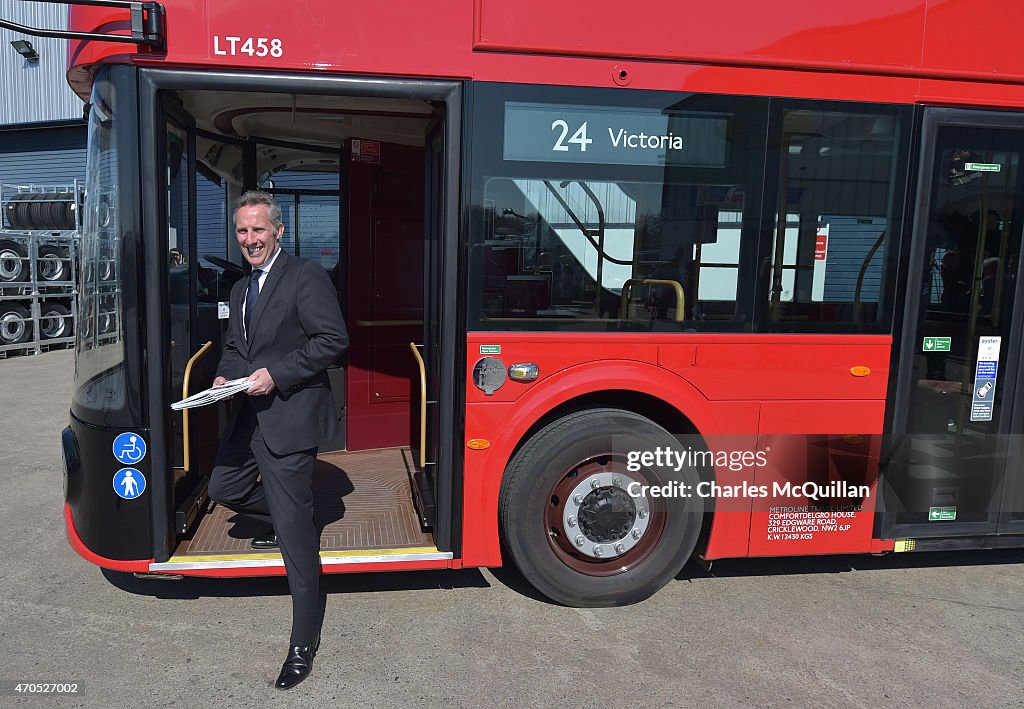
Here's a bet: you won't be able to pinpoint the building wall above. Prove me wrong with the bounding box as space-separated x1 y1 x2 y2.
0 0 83 125
0 124 86 191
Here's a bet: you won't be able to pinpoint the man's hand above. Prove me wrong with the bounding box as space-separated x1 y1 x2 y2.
245 368 277 396
213 376 227 387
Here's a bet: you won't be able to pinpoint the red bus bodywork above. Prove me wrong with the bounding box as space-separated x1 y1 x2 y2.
62 0 1024 577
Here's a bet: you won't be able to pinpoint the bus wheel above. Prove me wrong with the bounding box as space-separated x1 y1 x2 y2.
0 302 31 345
499 408 703 607
0 240 29 283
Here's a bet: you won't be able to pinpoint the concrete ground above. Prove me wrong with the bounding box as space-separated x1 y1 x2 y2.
1 348 1022 708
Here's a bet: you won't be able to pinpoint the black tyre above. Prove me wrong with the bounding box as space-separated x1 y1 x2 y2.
0 302 31 345
5 201 22 229
499 408 703 607
39 302 72 339
0 240 29 283
30 195 48 230
36 245 71 282
7 194 38 230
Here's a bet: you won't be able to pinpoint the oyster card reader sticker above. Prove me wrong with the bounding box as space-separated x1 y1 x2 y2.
971 336 1001 422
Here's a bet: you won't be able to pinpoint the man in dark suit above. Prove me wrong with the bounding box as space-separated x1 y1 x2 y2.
208 190 348 690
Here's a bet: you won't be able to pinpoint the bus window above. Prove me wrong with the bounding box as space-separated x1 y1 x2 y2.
72 65 142 426
469 84 767 332
762 105 910 332
262 166 342 278
477 178 749 326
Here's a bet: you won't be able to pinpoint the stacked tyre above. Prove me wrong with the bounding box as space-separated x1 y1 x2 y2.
4 192 80 231
0 300 74 347
0 239 29 283
0 239 71 285
0 302 31 347
38 301 73 340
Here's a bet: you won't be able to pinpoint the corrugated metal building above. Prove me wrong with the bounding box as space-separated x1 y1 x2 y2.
0 0 86 191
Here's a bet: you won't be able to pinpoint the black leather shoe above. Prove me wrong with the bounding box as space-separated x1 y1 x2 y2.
251 531 278 550
275 635 320 690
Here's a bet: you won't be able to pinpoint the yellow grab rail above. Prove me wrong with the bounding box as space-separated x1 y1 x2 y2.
181 340 213 473
620 278 685 322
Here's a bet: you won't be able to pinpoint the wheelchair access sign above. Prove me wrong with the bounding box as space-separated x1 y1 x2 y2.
112 432 146 465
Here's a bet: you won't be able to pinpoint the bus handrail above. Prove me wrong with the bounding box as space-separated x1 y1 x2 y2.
620 279 685 322
181 340 212 473
409 342 427 469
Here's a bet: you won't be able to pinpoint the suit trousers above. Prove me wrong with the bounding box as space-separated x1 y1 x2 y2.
208 401 321 645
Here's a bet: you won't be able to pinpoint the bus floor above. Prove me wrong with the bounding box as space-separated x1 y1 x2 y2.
172 447 433 557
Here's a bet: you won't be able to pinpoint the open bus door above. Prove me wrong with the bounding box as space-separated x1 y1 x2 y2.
408 114 446 530
160 96 232 544
883 108 1024 545
140 70 462 570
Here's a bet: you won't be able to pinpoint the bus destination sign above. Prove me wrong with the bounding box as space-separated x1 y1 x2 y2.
503 102 730 168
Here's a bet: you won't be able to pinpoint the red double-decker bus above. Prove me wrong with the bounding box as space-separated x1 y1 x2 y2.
38 0 1024 606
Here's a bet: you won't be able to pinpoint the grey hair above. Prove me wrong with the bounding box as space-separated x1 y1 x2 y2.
235 190 283 229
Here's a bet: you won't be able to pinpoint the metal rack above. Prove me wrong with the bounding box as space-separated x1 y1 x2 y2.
0 182 83 356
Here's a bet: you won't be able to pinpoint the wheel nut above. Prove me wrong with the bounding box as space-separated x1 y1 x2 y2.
612 476 622 487
590 478 601 490
573 494 583 504
575 535 585 547
631 529 641 539
614 543 625 554
594 546 604 557
567 515 577 527
638 508 648 519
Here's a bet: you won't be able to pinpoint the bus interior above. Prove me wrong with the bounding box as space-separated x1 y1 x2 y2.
161 85 447 562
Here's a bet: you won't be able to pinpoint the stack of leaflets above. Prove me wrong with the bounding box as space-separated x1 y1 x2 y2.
171 378 252 410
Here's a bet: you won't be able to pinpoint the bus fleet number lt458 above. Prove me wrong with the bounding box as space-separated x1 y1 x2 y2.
213 36 283 58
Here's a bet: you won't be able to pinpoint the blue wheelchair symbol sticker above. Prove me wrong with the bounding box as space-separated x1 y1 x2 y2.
112 432 146 465
113 468 146 500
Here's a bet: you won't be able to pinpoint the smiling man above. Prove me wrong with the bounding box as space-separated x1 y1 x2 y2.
208 190 348 690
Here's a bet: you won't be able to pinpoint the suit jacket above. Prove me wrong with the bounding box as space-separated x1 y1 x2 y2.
216 250 348 455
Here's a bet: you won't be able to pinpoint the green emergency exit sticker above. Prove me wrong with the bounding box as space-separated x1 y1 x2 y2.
964 162 1001 173
923 337 951 352
480 345 501 355
928 506 957 521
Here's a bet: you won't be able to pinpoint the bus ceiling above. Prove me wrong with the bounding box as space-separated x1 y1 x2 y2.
0 0 164 51
172 89 435 185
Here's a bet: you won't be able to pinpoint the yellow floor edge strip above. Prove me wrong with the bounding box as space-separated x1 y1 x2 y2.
167 546 442 564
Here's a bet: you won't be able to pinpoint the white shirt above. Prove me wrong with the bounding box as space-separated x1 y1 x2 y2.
243 245 283 338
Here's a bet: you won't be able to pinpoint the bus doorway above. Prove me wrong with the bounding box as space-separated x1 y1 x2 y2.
148 73 460 571
883 109 1024 543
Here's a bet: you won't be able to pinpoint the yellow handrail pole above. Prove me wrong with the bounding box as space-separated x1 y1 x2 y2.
409 342 427 469
181 340 213 473
620 279 686 322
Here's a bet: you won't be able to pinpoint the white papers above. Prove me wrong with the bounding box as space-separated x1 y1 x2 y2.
171 378 251 410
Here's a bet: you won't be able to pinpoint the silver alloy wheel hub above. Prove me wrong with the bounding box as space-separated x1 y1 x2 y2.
562 471 650 559
38 254 62 280
40 311 66 338
0 249 22 280
1 312 26 342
